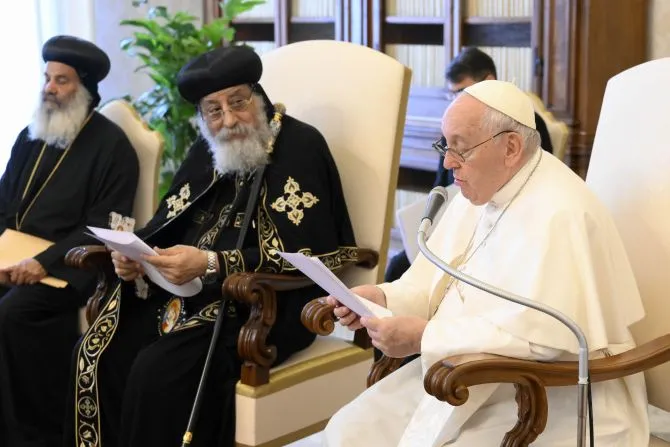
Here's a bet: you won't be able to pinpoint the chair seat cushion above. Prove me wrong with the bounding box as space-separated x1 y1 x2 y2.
235 336 373 446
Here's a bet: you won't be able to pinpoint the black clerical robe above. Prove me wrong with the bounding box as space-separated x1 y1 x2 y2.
0 112 139 292
0 112 138 447
66 113 358 447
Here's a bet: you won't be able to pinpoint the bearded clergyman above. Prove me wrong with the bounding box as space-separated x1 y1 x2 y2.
62 44 359 447
0 35 139 446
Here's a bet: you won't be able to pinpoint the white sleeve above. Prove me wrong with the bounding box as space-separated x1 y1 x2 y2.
421 314 563 372
377 250 437 318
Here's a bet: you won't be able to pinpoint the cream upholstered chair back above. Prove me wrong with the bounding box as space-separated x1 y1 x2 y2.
527 92 570 161
260 40 411 286
99 100 163 229
231 42 410 447
586 58 670 414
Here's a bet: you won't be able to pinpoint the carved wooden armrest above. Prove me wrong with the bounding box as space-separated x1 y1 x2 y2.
424 334 670 447
223 248 379 387
65 245 115 325
298 247 377 341
223 271 306 386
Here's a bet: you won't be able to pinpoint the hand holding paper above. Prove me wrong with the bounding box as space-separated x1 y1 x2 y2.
110 250 144 281
142 245 209 286
87 227 203 297
277 251 392 319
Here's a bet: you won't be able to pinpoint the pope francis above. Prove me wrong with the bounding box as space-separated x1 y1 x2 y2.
323 80 649 446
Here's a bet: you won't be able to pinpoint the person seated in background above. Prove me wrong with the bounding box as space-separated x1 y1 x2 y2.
63 45 359 447
324 80 648 446
384 46 554 283
0 35 139 447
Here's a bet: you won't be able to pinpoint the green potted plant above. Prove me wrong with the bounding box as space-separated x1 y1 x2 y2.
121 0 265 198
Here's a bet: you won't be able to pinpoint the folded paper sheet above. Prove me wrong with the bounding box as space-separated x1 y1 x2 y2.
278 251 392 319
0 229 68 288
86 226 202 297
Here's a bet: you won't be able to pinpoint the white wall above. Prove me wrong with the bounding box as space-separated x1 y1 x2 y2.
0 0 43 173
0 0 96 175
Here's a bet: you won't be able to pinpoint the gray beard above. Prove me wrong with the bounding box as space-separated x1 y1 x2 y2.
28 86 91 149
197 97 272 176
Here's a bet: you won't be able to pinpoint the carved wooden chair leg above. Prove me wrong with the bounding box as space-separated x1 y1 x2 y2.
367 356 405 387
501 377 549 447
226 273 278 387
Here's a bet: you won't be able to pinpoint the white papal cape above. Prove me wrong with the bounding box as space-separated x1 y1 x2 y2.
324 150 649 446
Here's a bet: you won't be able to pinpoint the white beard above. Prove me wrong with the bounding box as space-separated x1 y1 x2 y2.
28 86 91 149
197 96 272 176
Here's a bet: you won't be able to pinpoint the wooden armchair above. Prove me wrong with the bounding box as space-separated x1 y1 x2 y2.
68 41 411 446
302 58 670 446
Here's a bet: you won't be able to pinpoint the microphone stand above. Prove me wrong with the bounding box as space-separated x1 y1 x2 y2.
418 218 589 447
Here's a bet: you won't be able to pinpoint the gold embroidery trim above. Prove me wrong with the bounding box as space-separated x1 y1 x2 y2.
172 301 220 332
257 183 286 273
74 283 123 447
295 246 359 271
166 183 192 219
220 249 245 277
270 176 319 226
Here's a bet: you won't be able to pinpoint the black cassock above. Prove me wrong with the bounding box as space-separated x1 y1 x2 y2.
0 112 138 447
64 113 358 447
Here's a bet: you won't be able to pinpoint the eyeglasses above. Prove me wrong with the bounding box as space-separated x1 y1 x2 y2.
202 89 254 122
432 130 514 163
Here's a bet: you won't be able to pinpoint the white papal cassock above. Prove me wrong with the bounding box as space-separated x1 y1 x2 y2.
324 149 649 446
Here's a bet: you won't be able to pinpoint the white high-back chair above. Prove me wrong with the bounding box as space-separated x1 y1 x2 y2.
99 99 163 229
586 57 670 445
411 57 670 447
79 100 163 334
232 40 411 446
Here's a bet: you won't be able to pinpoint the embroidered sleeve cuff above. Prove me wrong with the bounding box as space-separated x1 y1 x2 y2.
282 246 359 272
216 249 245 278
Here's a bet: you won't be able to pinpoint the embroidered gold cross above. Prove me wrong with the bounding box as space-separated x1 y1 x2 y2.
166 183 192 219
271 177 319 226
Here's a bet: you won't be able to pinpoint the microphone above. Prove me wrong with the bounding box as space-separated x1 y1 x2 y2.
419 186 448 235
423 186 448 223
417 216 590 447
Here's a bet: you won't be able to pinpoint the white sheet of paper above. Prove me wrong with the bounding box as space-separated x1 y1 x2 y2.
278 251 392 319
86 226 203 297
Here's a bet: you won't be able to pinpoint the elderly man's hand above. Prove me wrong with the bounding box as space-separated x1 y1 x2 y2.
111 250 144 282
326 284 387 331
142 245 208 285
2 258 47 285
360 315 428 358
